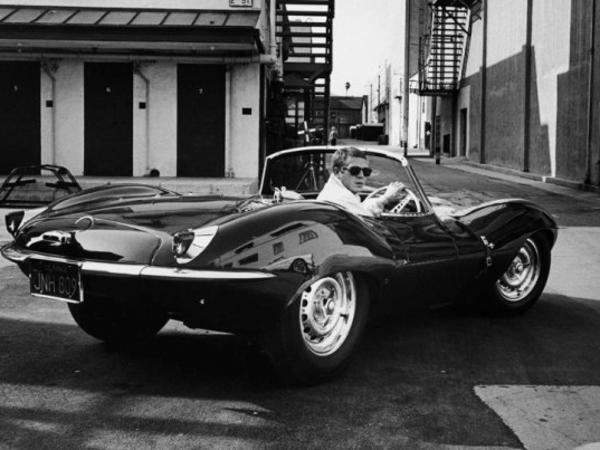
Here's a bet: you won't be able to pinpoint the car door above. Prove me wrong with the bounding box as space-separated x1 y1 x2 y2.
380 213 460 307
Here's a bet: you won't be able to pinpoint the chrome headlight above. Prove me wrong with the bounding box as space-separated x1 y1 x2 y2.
172 225 219 264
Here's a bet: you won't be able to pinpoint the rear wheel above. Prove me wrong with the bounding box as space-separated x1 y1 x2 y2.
263 271 370 385
68 295 168 345
486 234 551 315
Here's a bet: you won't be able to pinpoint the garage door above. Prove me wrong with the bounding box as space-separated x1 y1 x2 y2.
177 65 225 177
84 62 133 176
0 61 40 174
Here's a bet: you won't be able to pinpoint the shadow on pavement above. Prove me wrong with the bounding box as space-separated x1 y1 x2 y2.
1 290 599 448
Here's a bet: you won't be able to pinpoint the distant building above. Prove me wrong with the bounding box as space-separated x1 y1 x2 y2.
328 96 363 139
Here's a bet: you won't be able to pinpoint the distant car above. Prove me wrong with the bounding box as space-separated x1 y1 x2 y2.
1 147 558 384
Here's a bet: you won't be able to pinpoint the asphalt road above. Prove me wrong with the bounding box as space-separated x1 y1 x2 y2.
1 160 599 449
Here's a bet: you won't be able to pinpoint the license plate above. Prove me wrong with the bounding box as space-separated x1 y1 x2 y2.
30 259 82 303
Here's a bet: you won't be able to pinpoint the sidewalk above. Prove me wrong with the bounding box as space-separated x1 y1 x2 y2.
417 155 600 203
340 139 600 202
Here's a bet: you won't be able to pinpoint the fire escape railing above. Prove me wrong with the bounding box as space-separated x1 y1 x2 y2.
276 0 334 146
412 0 480 97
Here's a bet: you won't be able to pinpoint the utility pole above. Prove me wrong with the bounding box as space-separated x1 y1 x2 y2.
401 0 410 156
369 83 373 122
377 73 381 122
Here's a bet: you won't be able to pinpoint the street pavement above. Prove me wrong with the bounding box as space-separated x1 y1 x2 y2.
1 155 600 449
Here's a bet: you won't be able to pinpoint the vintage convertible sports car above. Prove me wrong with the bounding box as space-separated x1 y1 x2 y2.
1 147 558 384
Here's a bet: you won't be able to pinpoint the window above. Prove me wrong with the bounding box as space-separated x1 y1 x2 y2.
299 230 318 244
238 253 258 265
273 242 284 255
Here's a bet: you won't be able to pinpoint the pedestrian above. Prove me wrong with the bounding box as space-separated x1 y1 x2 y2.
329 126 338 146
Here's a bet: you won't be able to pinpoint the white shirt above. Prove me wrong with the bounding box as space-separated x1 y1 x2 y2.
316 174 385 217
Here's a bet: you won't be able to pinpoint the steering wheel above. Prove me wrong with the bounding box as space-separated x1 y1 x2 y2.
364 185 422 214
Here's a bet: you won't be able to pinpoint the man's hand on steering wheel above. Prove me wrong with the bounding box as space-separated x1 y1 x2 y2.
364 182 422 214
381 181 406 204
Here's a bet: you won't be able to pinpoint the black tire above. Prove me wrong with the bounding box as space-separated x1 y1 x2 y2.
262 271 370 385
485 234 551 316
68 295 168 345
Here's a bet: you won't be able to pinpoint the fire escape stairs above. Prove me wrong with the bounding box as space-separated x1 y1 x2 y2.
276 0 334 142
413 0 481 96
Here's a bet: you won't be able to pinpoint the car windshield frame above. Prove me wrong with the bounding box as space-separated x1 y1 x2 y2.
260 146 434 217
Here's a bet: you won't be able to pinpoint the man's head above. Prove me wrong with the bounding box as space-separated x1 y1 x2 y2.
331 147 372 193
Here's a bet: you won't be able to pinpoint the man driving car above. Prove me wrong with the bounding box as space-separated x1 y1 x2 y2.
317 147 405 217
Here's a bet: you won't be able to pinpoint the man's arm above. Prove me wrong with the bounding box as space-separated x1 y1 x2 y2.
362 182 405 216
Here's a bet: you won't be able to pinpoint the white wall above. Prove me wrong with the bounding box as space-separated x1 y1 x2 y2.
531 0 571 177
464 15 483 78
229 63 260 178
487 0 527 67
48 60 84 175
40 65 54 166
133 62 177 176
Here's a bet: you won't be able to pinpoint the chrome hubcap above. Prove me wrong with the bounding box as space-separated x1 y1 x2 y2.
496 238 541 302
299 272 356 356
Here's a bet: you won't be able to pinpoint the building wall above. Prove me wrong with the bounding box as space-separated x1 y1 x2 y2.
1 0 271 180
37 59 263 178
454 85 468 157
529 0 571 177
40 60 84 174
133 62 177 177
483 0 528 170
230 63 261 178
463 15 483 161
554 0 592 182
451 0 600 185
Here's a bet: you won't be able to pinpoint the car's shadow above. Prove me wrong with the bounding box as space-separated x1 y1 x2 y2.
1 292 599 448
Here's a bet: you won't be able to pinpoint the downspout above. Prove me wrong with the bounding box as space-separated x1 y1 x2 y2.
134 63 150 174
586 0 596 185
42 61 57 165
269 0 277 64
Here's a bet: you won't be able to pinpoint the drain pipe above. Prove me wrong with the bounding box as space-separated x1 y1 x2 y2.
134 63 151 174
269 0 278 65
585 0 596 186
42 60 57 165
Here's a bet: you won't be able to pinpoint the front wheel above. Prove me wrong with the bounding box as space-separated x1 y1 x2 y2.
485 235 551 315
68 295 168 346
263 271 370 385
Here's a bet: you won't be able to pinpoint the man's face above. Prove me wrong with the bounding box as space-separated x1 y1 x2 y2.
338 156 370 193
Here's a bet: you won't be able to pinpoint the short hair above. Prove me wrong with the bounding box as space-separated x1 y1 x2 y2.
331 147 368 174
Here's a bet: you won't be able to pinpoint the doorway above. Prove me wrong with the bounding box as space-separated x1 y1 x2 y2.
84 62 133 176
177 65 225 177
0 61 40 174
459 107 468 156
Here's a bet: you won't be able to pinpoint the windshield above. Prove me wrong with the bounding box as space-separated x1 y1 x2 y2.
261 149 414 198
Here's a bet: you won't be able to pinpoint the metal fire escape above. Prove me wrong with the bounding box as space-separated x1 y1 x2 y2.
414 0 481 96
276 0 334 146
